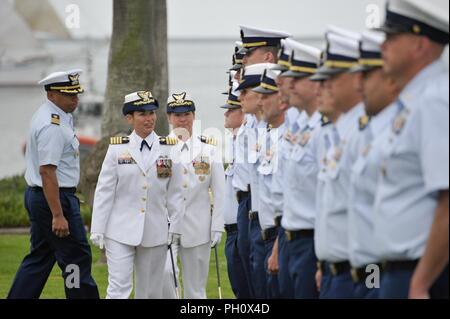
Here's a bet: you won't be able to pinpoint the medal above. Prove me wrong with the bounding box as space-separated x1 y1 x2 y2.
156 156 172 178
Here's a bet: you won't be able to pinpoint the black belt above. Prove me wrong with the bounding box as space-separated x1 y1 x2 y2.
328 261 352 276
274 216 282 227
285 229 314 241
225 223 238 234
261 227 278 242
382 260 419 273
236 191 250 203
351 263 381 283
30 186 77 193
248 211 259 221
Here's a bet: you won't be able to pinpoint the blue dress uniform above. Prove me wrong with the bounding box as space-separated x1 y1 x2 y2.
374 0 450 299
313 27 365 299
280 41 323 299
8 70 99 299
221 86 253 299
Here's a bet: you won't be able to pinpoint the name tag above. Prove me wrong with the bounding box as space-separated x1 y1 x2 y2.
118 157 137 165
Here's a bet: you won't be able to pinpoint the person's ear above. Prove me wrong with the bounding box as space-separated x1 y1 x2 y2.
125 114 134 125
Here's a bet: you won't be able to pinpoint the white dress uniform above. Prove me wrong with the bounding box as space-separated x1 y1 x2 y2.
282 111 322 231
163 135 225 299
374 60 449 261
314 103 365 263
347 104 397 268
25 100 80 187
91 130 184 299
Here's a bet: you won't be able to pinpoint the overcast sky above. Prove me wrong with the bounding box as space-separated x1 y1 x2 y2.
47 0 386 39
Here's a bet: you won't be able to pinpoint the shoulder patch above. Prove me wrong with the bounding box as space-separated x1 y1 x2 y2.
110 136 130 145
359 115 370 131
51 114 60 125
321 115 331 127
199 135 217 146
160 136 178 145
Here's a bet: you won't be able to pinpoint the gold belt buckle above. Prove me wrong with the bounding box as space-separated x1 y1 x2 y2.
285 230 292 241
330 263 338 276
351 268 359 282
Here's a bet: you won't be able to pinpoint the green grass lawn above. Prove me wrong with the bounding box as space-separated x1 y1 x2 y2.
0 234 234 299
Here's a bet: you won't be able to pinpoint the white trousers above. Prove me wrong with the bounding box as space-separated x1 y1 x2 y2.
105 237 167 299
162 242 211 299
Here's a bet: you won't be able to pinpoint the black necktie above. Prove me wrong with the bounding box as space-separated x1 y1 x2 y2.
140 140 152 152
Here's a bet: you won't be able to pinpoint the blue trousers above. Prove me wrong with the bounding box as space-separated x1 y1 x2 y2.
353 282 379 299
319 262 333 299
7 188 99 299
249 217 267 299
225 228 252 299
236 193 254 298
277 228 295 298
380 264 449 299
287 236 319 299
263 236 280 299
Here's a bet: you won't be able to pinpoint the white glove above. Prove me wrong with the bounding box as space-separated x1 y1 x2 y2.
90 233 104 250
211 231 222 248
168 232 181 246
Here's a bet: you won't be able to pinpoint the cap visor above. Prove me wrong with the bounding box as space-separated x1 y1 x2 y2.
220 104 241 109
310 73 330 82
252 86 276 94
229 64 243 71
271 64 289 72
282 70 312 79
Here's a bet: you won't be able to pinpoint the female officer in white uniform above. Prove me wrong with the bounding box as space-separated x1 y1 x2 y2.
90 91 184 299
162 92 225 299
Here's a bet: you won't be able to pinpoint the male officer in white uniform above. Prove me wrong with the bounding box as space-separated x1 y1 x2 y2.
8 69 99 299
281 41 323 299
163 92 225 299
313 26 365 299
374 0 449 299
346 31 400 299
90 91 184 299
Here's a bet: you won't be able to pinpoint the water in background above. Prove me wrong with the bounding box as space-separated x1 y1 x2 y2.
0 38 448 179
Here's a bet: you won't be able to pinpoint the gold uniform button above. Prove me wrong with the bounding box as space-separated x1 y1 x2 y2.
142 197 146 202
143 185 148 190
183 168 188 175
140 209 145 213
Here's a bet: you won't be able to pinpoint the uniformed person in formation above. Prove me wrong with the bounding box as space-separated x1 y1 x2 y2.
234 26 291 299
162 92 225 299
373 0 449 299
90 90 184 299
346 30 400 299
280 41 323 299
8 69 99 299
220 83 252 299
252 67 288 299
313 26 365 299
